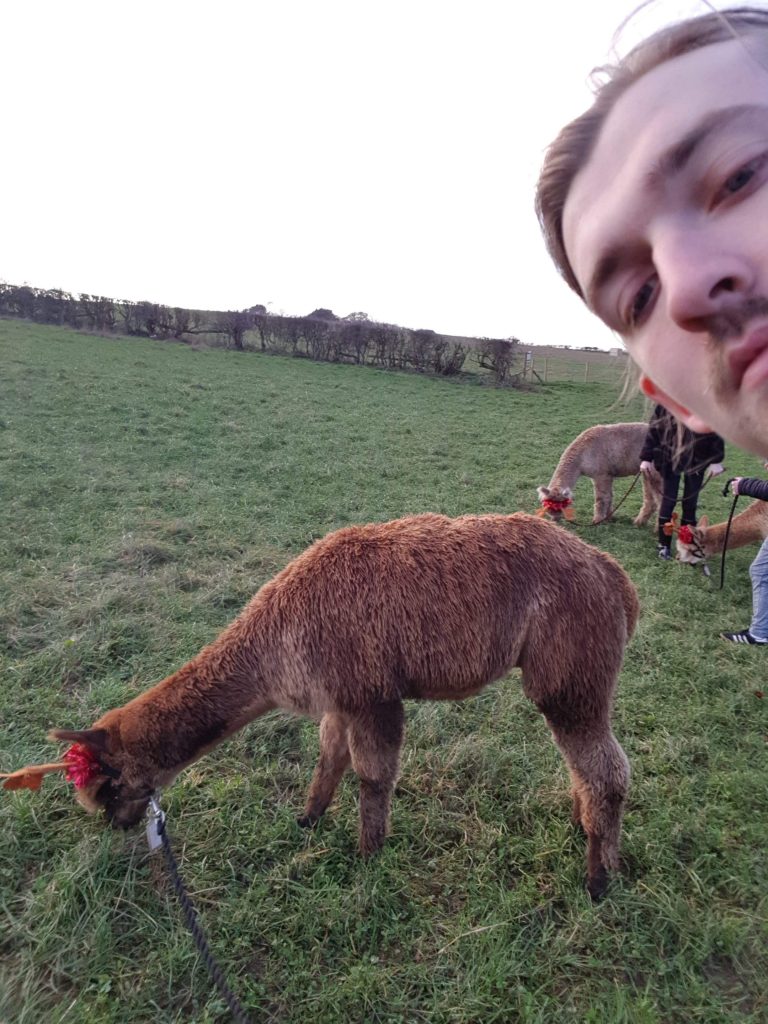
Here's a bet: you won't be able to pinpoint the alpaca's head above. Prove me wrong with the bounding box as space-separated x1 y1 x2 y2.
675 516 708 565
537 485 573 519
49 715 156 829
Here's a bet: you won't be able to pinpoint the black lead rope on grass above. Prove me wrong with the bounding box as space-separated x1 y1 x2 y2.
147 798 254 1024
718 480 741 592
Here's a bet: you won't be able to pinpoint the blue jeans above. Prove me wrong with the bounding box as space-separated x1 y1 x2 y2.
750 537 768 640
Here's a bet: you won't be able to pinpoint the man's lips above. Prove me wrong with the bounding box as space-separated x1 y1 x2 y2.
727 325 768 391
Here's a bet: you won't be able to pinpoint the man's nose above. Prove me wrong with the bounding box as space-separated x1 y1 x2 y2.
657 230 755 333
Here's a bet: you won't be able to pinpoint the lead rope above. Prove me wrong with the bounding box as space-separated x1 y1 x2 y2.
718 481 741 591
600 465 720 526
147 798 254 1024
591 471 641 525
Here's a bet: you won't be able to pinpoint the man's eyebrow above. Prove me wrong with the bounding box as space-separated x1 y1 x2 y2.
651 103 768 181
585 104 768 311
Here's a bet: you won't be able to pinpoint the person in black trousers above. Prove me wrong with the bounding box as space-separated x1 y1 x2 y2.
640 405 725 560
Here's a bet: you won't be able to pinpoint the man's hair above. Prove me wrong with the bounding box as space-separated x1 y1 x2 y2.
535 6 768 299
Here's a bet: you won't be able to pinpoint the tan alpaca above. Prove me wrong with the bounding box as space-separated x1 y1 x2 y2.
49 513 637 900
675 500 768 564
538 423 661 525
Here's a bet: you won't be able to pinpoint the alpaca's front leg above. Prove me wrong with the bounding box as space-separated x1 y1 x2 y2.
298 712 350 827
592 476 613 524
348 700 404 856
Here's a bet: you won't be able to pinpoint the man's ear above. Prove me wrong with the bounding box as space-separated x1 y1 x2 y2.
639 375 714 434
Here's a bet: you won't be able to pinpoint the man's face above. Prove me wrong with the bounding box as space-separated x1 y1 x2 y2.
563 38 768 457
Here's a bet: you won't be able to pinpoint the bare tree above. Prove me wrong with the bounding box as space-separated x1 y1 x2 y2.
216 310 251 350
476 337 520 385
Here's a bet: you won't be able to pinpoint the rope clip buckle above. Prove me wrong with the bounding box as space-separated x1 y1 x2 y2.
146 794 165 853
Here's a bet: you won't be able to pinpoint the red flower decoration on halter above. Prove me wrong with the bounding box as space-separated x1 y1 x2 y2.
63 744 103 789
677 525 695 545
541 497 572 512
537 497 575 520
662 513 679 536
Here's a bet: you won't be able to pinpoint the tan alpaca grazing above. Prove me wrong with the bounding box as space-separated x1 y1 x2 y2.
675 500 768 564
538 423 661 525
49 513 637 900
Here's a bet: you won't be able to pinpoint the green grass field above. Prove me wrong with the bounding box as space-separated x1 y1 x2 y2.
1 318 766 1024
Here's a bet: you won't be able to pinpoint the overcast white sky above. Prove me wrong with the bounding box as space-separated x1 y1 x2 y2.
1 0 740 349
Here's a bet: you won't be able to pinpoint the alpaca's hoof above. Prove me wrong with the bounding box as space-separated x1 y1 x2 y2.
358 833 386 858
296 814 319 829
587 866 609 901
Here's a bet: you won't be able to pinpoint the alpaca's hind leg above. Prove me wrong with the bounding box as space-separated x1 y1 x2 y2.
633 473 657 526
298 712 351 827
348 700 404 856
545 719 630 900
592 476 613 524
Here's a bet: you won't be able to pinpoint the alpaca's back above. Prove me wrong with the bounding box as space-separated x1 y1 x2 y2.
248 513 636 712
564 423 648 479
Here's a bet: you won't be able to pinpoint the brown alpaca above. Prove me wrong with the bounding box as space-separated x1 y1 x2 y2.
50 512 637 900
675 500 768 564
538 423 661 525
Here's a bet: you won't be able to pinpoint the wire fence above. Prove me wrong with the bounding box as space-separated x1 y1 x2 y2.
523 352 628 385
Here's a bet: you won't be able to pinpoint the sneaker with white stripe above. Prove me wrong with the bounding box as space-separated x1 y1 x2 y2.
721 629 768 645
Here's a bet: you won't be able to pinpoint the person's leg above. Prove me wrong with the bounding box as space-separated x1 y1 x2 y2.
657 471 680 557
681 471 705 526
749 538 768 641
721 537 768 645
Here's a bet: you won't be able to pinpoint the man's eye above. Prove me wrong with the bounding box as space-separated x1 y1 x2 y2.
626 279 656 327
716 154 767 202
724 165 755 193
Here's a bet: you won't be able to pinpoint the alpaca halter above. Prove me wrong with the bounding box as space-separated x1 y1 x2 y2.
537 497 575 520
662 513 711 577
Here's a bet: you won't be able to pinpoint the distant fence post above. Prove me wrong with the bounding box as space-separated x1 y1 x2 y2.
544 357 548 382
584 362 590 382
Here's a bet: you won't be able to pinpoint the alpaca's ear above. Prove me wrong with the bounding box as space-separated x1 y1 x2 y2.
537 486 550 500
698 516 708 529
48 728 110 752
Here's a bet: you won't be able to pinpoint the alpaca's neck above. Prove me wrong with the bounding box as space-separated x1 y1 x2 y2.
549 448 582 491
702 500 768 556
119 611 275 773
